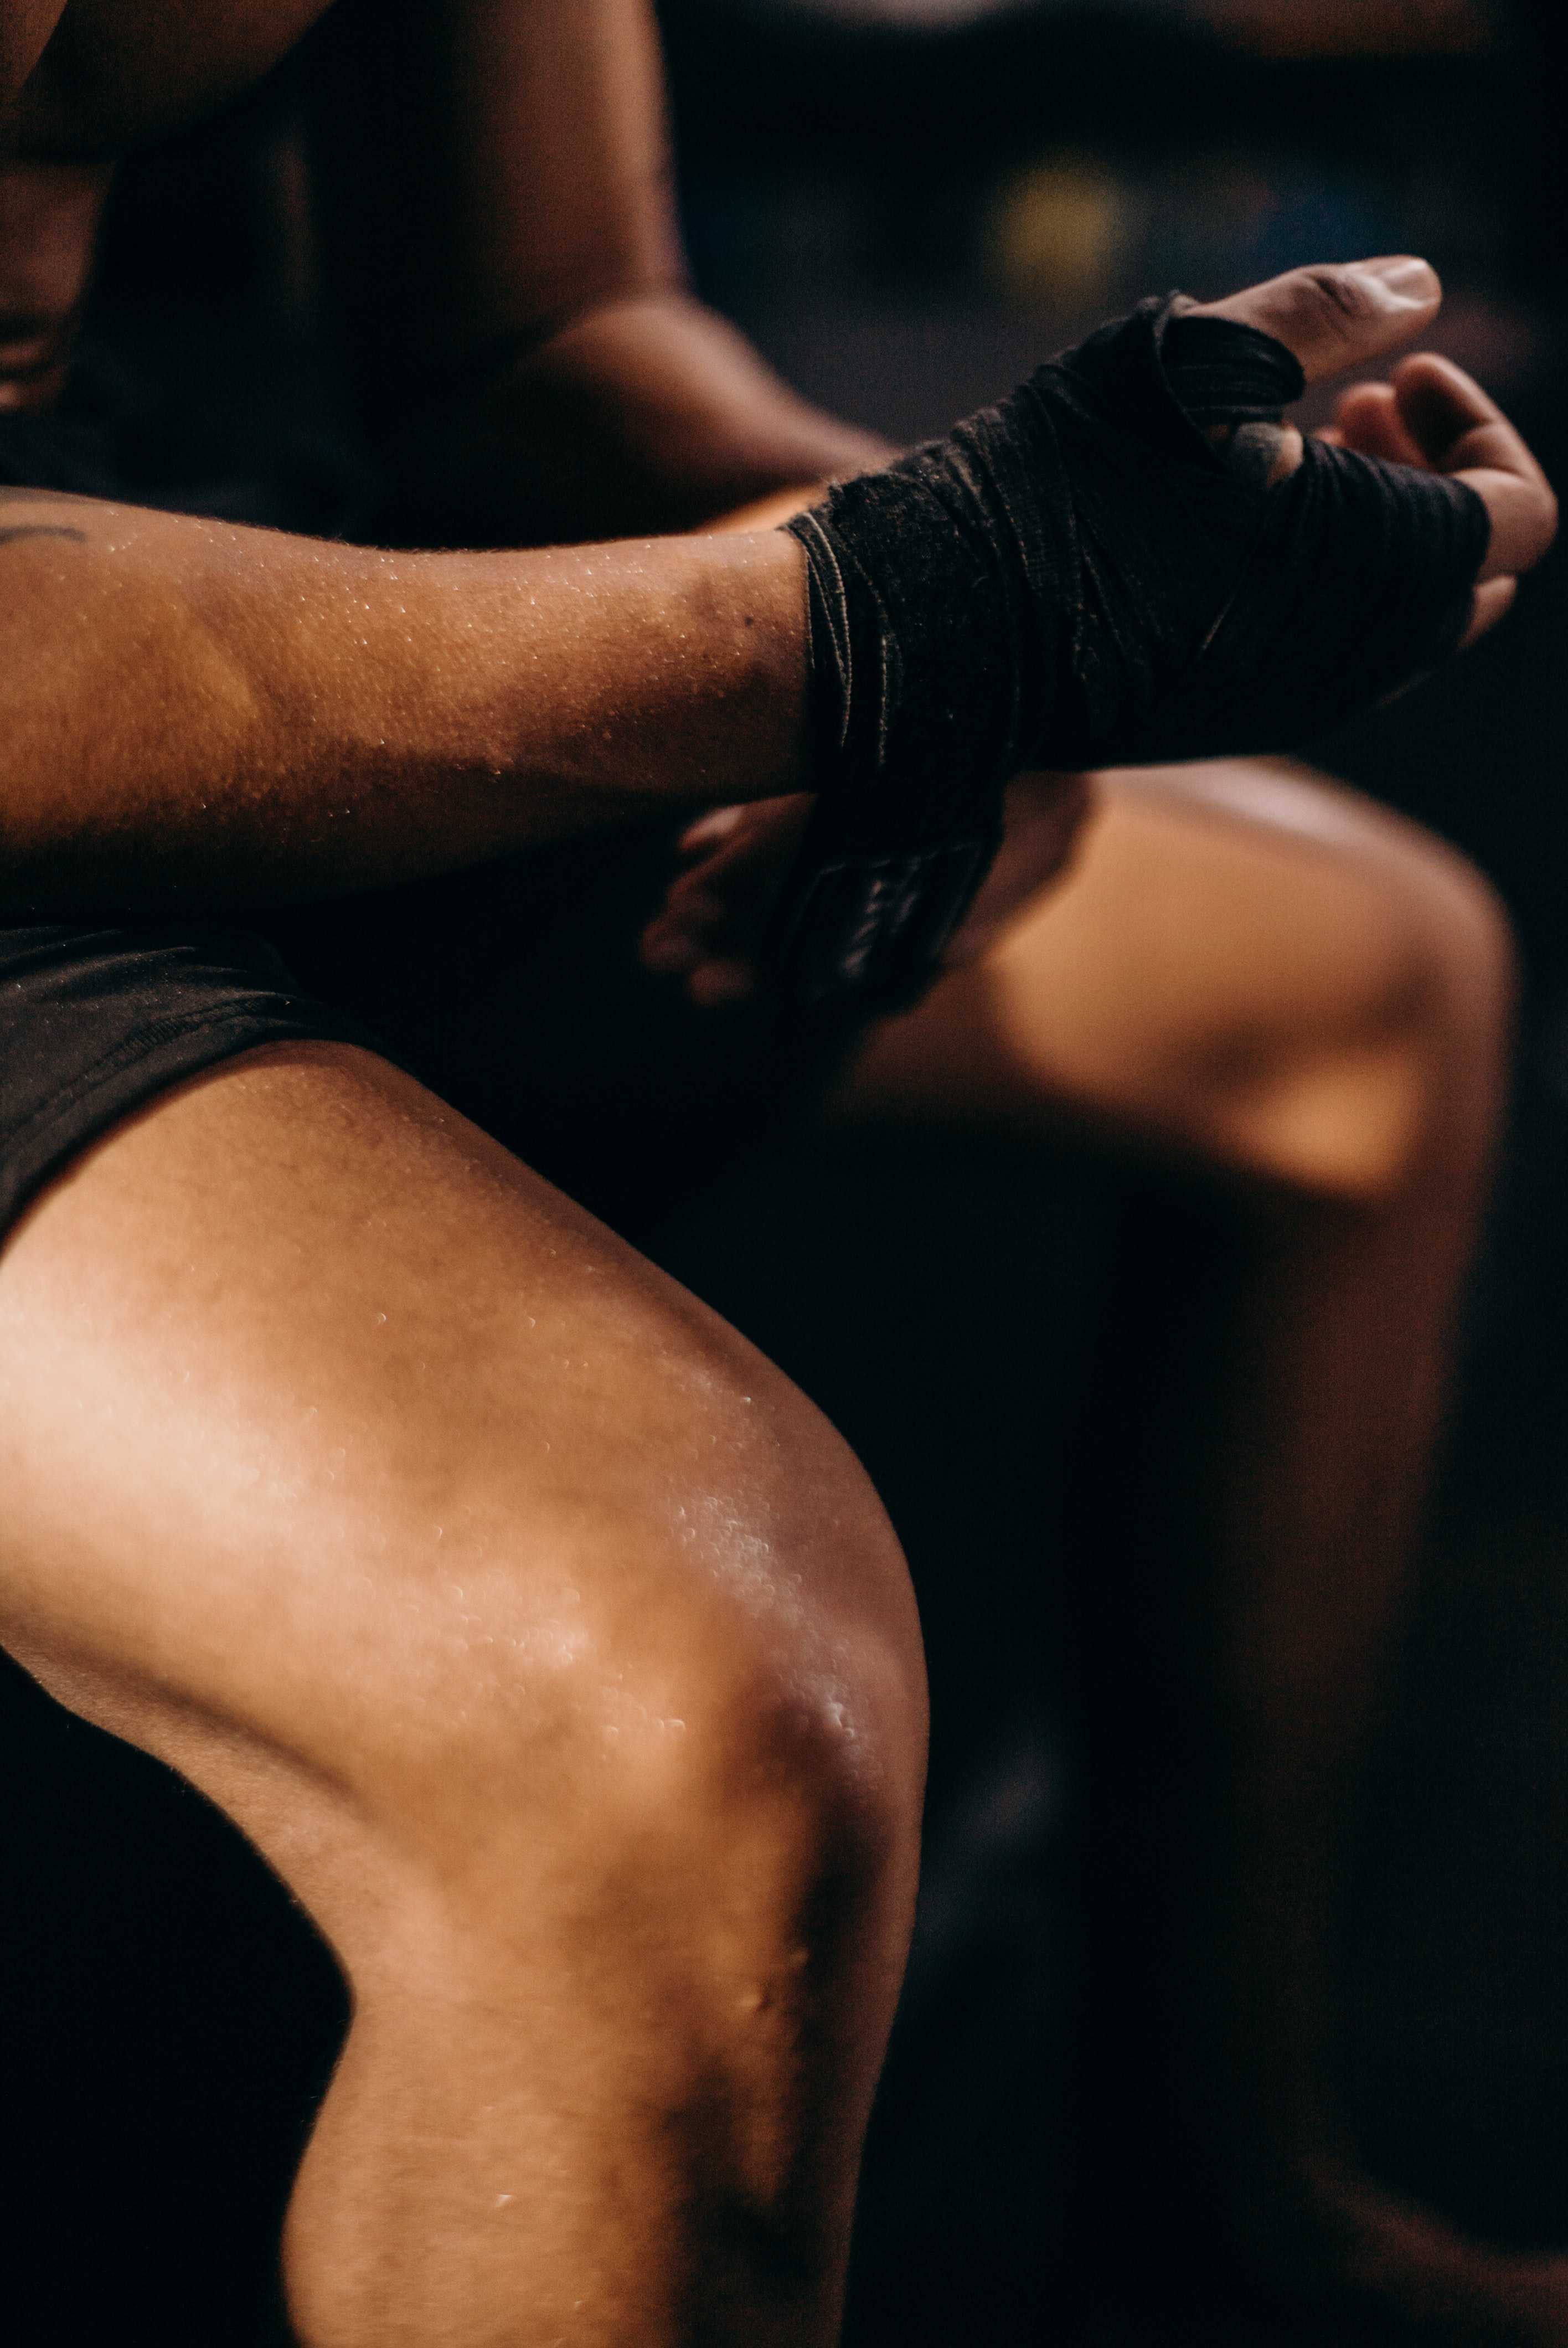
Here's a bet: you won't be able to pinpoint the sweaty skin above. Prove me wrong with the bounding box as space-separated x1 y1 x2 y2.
0 3 1549 918
0 5 1561 2347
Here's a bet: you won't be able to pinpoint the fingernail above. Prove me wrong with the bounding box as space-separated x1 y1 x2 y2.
1357 256 1440 303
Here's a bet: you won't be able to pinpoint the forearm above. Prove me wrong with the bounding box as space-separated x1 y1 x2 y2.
0 491 807 914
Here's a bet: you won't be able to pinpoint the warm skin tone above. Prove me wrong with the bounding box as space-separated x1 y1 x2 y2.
0 494 812 910
0 4 1560 2345
833 760 1525 2334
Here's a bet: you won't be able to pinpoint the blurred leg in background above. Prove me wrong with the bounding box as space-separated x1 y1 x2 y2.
828 758 1520 2337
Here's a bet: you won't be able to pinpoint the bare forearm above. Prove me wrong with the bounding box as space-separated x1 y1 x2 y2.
0 491 806 913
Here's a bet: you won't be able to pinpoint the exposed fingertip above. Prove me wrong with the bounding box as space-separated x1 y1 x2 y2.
1202 260 1447 387
1390 351 1502 431
1331 379 1428 469
1392 348 1474 391
1355 255 1442 307
1335 378 1399 414
1466 471 1559 578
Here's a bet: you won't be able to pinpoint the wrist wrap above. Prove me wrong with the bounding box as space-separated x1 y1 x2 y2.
773 294 1490 1008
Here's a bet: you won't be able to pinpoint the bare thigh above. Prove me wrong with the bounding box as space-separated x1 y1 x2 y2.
0 1041 922 1963
833 760 1509 1201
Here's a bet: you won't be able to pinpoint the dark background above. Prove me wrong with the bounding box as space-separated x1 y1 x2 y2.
6 2 1568 2340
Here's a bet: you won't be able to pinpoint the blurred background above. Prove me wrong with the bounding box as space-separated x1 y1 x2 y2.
6 2 1568 2341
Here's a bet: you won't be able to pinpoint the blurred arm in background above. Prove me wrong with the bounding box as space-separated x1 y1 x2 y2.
306 0 888 549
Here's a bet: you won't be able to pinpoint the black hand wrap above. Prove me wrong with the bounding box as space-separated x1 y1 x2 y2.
773 293 1490 1009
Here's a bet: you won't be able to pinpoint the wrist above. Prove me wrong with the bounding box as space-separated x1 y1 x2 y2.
416 526 812 842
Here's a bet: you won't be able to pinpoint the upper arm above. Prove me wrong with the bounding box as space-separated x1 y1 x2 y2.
308 0 687 413
0 2 66 134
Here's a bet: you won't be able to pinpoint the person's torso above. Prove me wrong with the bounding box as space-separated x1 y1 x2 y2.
1 0 333 409
11 0 329 159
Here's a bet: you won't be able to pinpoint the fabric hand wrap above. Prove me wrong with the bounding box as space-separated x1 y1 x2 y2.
772 294 1491 1008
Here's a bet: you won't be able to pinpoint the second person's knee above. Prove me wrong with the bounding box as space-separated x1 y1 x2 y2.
1332 822 1515 1200
1183 769 1517 1203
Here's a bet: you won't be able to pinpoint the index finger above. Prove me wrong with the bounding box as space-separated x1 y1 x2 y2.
1193 258 1443 386
1392 353 1557 579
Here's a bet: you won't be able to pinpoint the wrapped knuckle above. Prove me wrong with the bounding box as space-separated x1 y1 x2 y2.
778 292 1492 1010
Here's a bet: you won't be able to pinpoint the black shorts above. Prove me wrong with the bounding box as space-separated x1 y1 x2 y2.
0 333 807 1241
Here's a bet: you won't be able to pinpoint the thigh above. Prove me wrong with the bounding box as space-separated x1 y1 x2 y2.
831 760 1505 1197
0 1042 914 1919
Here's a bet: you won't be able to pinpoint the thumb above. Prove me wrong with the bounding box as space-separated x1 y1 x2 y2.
1193 257 1442 386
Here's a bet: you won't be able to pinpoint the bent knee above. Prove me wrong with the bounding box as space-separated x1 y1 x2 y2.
1113 764 1518 1202
300 1333 925 1936
354 1449 924 2064
1229 811 1514 1202
12 1299 924 2046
